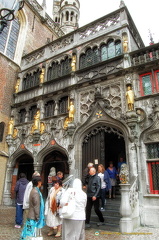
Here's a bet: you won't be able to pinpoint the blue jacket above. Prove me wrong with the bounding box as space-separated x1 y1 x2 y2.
104 170 111 191
14 178 29 204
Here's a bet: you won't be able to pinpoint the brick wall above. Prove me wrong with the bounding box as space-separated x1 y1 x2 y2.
23 4 58 54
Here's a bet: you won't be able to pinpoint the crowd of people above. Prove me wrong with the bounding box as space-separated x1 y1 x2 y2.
14 159 125 240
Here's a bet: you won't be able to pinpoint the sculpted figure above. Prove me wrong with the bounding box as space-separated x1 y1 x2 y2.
40 68 45 84
31 110 40 133
15 79 20 93
63 117 70 129
68 101 75 122
126 85 134 111
71 55 76 72
119 163 129 184
49 167 56 177
40 122 45 134
123 40 128 53
8 118 14 135
13 128 18 138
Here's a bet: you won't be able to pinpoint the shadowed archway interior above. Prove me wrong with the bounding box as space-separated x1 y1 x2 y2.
41 150 69 199
82 126 126 170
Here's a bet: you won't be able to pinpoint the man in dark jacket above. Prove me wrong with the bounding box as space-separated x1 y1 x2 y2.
14 173 29 228
85 167 104 228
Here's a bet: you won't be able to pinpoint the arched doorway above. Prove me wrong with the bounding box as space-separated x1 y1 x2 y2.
41 150 69 199
82 126 126 170
11 154 34 199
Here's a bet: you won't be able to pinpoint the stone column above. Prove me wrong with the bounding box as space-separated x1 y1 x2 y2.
119 184 133 233
3 163 14 205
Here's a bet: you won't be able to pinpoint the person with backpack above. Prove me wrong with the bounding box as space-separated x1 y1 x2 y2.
14 173 29 228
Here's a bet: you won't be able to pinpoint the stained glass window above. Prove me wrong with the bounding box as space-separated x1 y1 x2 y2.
93 47 100 64
61 58 71 76
147 143 159 159
0 18 20 60
79 40 122 70
142 74 152 95
85 48 93 67
23 71 40 90
115 41 121 56
107 40 115 59
100 45 107 61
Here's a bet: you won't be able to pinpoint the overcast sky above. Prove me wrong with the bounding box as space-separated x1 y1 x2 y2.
37 0 159 46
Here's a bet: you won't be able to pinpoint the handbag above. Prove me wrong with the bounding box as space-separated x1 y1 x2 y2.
26 228 43 240
61 191 76 219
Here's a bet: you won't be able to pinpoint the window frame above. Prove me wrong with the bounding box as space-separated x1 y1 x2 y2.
139 72 153 96
154 70 159 92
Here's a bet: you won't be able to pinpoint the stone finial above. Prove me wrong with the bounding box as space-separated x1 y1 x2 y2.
120 0 125 8
119 163 129 184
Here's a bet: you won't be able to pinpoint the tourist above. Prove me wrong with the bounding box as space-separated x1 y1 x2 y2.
60 178 87 240
20 176 45 239
45 180 64 237
107 161 118 199
98 164 111 210
14 173 29 229
82 162 94 189
85 167 104 228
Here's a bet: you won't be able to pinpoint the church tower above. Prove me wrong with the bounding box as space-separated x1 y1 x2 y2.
53 0 80 34
53 0 61 23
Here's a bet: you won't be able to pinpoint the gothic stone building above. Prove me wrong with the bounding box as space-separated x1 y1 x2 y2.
2 0 159 232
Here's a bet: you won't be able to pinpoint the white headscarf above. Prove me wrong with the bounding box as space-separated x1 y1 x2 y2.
73 178 82 192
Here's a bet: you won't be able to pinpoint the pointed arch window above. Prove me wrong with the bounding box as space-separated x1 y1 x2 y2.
45 101 55 117
71 12 74 21
79 54 86 69
22 70 40 90
29 106 37 121
66 11 69 21
107 40 115 59
19 109 26 123
59 97 68 114
0 18 20 60
61 57 71 76
115 41 121 56
0 122 5 142
100 44 107 61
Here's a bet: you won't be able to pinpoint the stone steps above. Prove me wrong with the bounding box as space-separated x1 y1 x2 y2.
89 195 121 232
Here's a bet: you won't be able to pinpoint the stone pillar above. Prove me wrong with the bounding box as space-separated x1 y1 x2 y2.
34 163 43 174
3 164 14 205
119 184 133 233
54 101 59 115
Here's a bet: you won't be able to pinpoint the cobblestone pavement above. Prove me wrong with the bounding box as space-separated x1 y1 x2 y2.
1 206 159 240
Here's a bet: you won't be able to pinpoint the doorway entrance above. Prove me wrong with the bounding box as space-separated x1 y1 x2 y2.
82 126 126 170
41 150 69 199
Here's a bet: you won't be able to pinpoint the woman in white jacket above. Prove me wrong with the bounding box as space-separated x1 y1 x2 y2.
60 178 87 240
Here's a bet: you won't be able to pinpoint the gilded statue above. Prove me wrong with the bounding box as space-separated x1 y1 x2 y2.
15 79 20 93
39 68 45 84
123 40 128 53
8 118 14 135
68 101 75 122
71 55 76 72
31 110 40 133
40 122 45 134
13 128 18 138
126 85 134 111
63 117 70 129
